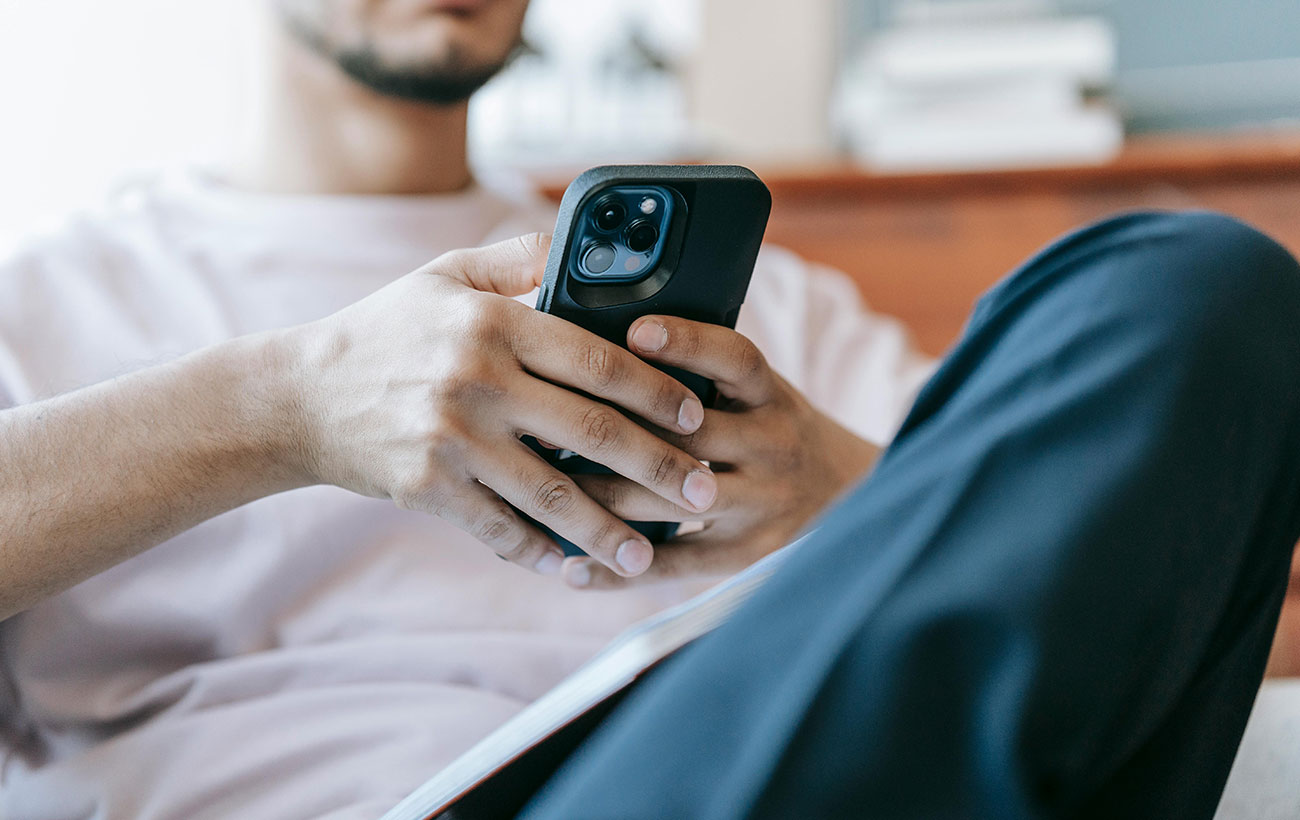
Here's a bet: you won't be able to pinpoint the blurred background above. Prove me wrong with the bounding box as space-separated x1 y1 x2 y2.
1 0 1299 677
2 0 1300 354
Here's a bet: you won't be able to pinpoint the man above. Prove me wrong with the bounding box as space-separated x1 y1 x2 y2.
0 2 931 817
2 4 1298 820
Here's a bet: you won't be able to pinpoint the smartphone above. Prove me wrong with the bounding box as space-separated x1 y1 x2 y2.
527 164 772 556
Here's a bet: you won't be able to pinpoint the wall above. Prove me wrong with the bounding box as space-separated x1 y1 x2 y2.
0 0 257 244
852 0 1300 133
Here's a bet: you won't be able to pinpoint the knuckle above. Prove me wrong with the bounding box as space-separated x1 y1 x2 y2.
767 434 803 475
498 536 534 562
586 479 629 517
465 295 509 334
392 466 448 514
485 521 534 561
598 480 626 511
669 320 699 355
420 418 466 459
647 447 680 487
516 232 548 259
392 488 423 512
577 405 621 452
676 429 702 454
653 378 686 418
587 518 622 554
435 247 474 276
435 359 505 405
532 476 578 517
476 510 517 546
733 337 766 382
581 342 621 388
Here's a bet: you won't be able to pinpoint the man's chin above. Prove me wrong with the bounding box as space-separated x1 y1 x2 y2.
278 0 522 105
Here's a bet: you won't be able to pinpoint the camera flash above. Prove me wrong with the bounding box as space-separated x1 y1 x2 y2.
639 197 657 215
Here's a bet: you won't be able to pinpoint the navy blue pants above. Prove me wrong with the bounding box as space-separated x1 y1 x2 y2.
521 212 1300 819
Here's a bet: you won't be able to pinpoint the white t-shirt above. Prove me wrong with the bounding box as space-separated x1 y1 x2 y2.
0 170 934 820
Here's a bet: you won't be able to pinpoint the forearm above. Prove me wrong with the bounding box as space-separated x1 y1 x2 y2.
0 234 724 611
0 331 308 620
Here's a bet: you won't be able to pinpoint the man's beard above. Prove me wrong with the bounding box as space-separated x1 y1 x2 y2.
332 45 511 105
286 17 516 105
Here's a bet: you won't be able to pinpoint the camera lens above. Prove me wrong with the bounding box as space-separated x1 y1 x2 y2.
582 242 617 275
625 220 659 254
593 199 626 232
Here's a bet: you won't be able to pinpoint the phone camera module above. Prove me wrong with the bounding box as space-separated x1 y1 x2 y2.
582 242 617 275
624 220 659 254
593 199 627 232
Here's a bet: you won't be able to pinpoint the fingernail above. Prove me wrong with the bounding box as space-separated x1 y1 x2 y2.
567 561 592 588
678 396 704 432
682 469 717 512
616 539 653 575
631 321 667 353
536 550 563 576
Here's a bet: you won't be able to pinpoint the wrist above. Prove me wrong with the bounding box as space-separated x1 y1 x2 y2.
211 326 319 492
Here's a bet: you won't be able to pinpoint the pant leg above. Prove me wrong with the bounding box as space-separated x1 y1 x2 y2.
519 212 1300 820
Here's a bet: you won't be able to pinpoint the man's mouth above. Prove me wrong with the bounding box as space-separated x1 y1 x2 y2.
422 0 489 15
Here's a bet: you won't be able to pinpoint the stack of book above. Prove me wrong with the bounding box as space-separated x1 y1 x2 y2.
836 7 1123 172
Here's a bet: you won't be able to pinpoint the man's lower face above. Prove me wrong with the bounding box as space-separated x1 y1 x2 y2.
274 0 530 104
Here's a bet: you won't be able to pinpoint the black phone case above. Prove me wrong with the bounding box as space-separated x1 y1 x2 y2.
531 165 771 552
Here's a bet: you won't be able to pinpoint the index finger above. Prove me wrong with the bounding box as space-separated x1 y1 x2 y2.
627 316 776 407
562 531 756 590
513 311 705 436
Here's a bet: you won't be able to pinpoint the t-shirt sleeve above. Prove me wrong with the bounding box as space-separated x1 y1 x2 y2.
0 235 69 410
742 247 937 447
0 350 18 409
0 271 23 410
797 261 937 445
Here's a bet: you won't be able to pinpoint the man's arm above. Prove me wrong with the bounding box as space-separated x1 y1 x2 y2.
0 234 718 620
0 332 305 620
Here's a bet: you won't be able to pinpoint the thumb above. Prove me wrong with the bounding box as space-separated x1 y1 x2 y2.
435 233 551 296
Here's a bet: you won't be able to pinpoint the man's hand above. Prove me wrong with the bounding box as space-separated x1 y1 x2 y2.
287 235 717 579
562 316 881 589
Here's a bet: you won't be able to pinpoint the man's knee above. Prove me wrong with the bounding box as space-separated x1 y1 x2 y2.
975 211 1299 352
1150 210 1297 293
1088 211 1300 379
967 209 1300 436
